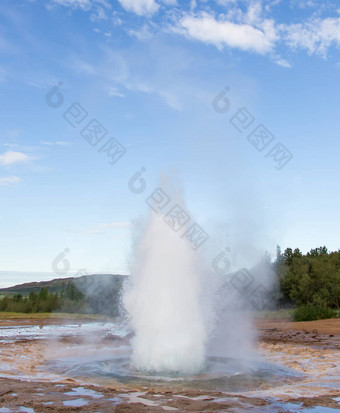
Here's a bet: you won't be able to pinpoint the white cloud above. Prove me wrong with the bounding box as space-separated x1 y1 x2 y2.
0 151 34 166
177 12 277 54
128 25 154 40
216 0 238 4
49 0 111 11
47 0 340 61
90 6 108 21
0 176 20 186
160 0 177 4
292 0 319 9
274 58 292 68
124 80 183 109
113 16 123 26
50 0 93 10
244 2 263 25
40 141 72 146
283 17 340 56
70 57 95 75
108 87 126 97
117 0 159 16
95 40 222 110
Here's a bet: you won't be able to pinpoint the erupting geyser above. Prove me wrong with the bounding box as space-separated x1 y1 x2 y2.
124 213 207 374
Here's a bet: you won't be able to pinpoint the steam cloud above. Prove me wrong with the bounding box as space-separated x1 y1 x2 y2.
123 180 276 374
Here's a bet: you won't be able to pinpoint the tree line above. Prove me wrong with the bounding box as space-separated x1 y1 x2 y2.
0 282 86 313
275 246 339 320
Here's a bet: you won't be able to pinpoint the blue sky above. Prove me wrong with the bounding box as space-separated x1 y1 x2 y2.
0 0 339 286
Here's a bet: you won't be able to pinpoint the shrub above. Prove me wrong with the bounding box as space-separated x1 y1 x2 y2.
293 303 336 321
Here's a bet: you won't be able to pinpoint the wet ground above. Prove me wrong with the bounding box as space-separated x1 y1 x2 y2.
0 317 339 412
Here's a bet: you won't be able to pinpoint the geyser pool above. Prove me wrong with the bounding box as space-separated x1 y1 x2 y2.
40 323 301 393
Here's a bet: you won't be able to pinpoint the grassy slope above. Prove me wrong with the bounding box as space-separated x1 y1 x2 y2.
254 309 294 319
0 274 125 296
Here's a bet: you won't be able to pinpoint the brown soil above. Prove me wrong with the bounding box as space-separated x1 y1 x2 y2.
0 377 270 412
0 316 339 412
256 317 340 335
256 318 340 349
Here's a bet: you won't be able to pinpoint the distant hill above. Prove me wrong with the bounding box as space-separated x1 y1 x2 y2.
0 273 128 316
0 274 126 295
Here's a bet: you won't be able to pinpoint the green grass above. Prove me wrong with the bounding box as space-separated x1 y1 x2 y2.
0 312 110 320
253 309 295 320
254 308 339 321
